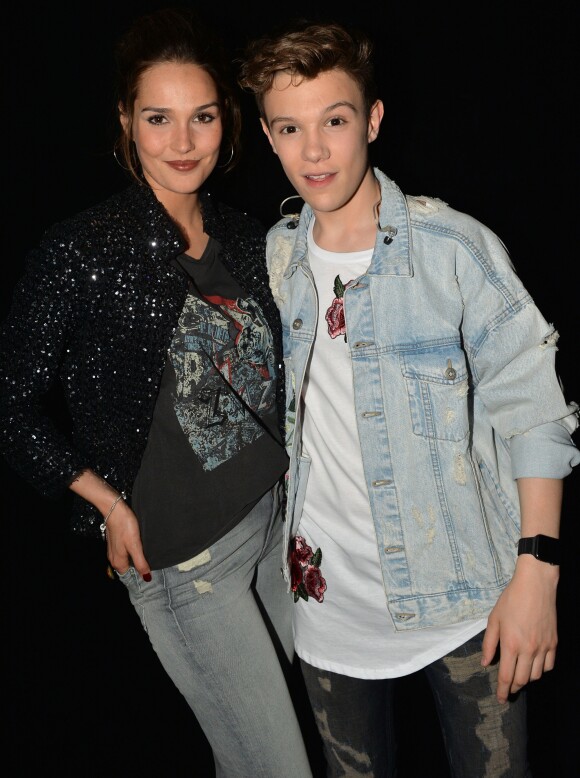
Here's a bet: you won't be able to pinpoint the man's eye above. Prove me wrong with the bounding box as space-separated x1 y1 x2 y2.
328 117 345 126
280 126 298 135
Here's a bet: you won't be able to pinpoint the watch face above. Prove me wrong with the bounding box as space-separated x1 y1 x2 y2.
518 535 561 565
535 534 561 565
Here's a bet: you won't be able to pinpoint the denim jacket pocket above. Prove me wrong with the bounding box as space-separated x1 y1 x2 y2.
400 346 469 441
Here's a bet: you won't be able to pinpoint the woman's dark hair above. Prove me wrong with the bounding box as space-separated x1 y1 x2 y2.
114 6 241 181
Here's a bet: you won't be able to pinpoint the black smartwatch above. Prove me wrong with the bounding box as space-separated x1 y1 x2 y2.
517 534 561 565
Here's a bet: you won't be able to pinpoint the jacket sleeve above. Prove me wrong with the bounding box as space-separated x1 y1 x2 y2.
455 219 579 462
0 230 88 497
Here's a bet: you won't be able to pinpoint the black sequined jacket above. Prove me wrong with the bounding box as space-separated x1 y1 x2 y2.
0 182 284 539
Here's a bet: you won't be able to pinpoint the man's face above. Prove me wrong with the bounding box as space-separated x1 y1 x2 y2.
261 69 382 216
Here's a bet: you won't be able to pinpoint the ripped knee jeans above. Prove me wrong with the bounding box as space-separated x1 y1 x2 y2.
300 631 529 778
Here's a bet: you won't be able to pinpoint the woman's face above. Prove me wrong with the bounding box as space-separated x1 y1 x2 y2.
122 61 223 202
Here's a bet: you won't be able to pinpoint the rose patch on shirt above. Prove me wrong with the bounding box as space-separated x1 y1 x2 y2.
325 275 356 341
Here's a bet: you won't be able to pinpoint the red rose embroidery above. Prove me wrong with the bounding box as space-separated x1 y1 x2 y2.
325 298 346 339
290 535 327 603
290 554 304 591
294 535 314 565
325 276 355 341
304 565 327 602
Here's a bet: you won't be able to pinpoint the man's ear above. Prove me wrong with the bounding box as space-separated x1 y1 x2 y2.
260 118 278 155
367 99 384 143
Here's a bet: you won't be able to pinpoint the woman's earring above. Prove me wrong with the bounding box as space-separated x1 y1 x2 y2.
280 195 303 229
218 145 235 168
113 146 130 171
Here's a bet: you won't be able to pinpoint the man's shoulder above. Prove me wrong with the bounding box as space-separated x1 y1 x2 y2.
405 193 499 243
406 194 449 218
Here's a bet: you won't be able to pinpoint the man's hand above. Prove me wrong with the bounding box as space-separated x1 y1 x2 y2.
481 554 558 703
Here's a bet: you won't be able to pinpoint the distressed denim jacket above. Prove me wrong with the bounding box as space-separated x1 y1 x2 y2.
266 168 579 631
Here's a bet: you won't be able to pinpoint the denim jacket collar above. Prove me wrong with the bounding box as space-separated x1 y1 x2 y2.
276 168 413 279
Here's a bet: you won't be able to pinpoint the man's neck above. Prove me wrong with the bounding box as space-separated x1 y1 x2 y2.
312 168 379 253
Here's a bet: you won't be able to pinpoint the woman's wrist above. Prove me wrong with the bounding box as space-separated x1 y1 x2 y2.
100 491 127 541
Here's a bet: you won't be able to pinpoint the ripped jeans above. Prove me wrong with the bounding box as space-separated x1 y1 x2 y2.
300 631 530 778
118 487 312 778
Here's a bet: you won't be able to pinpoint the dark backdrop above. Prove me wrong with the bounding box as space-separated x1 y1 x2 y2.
4 2 579 775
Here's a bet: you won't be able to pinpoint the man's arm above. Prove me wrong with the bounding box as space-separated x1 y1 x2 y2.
481 476 561 703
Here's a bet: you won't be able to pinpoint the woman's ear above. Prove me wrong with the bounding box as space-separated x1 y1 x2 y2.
118 102 130 135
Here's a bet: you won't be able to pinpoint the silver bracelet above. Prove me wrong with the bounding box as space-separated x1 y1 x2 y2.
99 492 127 541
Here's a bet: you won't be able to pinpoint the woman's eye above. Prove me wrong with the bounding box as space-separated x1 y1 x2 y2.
146 114 167 125
195 113 216 123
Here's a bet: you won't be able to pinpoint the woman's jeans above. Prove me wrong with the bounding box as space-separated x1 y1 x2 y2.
118 488 312 778
300 631 530 778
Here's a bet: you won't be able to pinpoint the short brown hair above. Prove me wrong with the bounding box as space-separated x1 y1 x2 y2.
238 20 378 122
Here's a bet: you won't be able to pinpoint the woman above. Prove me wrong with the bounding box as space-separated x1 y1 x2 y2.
0 7 311 777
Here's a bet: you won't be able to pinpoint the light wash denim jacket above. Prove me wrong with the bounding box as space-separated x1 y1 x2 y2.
266 168 579 631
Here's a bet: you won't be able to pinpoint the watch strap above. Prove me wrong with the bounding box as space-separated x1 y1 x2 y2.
517 534 560 565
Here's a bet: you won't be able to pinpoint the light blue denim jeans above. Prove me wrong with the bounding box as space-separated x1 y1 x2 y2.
118 487 312 777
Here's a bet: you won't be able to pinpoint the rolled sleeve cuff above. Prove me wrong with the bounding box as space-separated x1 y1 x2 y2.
510 416 580 479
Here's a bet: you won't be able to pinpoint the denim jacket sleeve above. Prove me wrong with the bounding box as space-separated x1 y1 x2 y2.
451 212 578 444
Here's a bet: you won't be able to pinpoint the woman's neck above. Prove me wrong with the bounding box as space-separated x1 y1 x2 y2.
154 187 208 259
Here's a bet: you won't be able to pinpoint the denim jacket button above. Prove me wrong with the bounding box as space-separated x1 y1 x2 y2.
292 319 303 330
444 359 457 380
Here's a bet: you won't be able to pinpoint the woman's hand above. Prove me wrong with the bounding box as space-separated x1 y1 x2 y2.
103 499 151 580
69 468 151 581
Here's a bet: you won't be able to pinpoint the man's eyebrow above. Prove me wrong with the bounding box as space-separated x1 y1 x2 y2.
269 101 358 126
325 101 358 113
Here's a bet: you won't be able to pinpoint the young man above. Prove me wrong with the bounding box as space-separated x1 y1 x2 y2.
239 21 579 777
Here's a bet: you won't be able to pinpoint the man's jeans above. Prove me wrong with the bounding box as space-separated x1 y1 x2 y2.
118 488 312 777
300 631 529 777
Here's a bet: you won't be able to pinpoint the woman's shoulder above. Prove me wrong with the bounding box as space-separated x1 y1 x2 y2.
35 184 186 271
201 191 267 244
41 184 161 243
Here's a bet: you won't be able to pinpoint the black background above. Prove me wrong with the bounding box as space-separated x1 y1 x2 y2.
4 1 579 775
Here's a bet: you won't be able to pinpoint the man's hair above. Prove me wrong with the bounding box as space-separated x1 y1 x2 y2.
238 20 378 122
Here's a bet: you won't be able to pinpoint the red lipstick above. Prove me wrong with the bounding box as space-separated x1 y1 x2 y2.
166 160 199 172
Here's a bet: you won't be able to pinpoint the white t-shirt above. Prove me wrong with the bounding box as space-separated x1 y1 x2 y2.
293 219 486 679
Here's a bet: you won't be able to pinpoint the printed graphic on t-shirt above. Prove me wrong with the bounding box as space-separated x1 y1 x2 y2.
325 275 356 341
171 293 275 471
290 535 327 603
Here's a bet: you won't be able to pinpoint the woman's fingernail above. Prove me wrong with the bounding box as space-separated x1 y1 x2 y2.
143 572 152 582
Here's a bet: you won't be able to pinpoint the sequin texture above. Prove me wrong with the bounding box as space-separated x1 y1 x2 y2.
0 182 285 538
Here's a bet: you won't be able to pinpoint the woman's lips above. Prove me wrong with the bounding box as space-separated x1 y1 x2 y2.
166 160 199 171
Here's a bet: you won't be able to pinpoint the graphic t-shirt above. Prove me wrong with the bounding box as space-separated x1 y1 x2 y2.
132 238 288 569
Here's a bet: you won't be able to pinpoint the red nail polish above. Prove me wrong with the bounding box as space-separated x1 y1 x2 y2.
143 572 152 582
